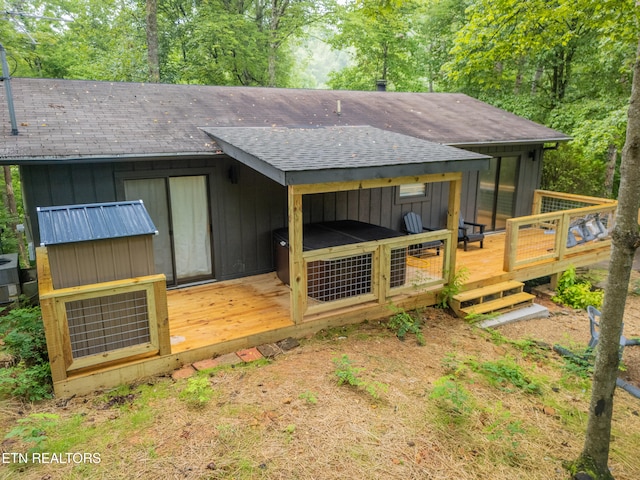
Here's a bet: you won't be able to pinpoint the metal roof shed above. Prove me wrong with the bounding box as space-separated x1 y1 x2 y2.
37 201 158 289
37 201 161 362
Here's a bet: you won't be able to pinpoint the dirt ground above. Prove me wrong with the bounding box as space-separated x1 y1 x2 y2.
499 293 640 389
2 269 640 480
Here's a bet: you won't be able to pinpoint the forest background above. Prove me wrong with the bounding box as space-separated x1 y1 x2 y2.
0 0 637 255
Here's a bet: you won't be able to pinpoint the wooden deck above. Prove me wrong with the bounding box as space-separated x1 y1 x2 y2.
168 274 293 354
165 229 612 355
52 229 611 397
457 230 611 288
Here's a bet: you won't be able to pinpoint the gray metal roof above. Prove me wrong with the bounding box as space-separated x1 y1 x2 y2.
37 200 157 246
202 126 491 185
0 78 571 164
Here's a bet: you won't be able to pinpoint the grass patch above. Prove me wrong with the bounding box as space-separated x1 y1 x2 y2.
332 354 389 400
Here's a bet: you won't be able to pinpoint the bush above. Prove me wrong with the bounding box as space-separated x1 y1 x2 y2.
0 306 52 401
552 267 604 309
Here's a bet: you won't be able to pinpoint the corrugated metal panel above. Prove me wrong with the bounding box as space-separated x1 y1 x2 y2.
37 200 157 246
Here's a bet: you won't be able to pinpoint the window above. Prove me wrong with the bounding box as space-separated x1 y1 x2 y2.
399 183 427 198
396 183 430 204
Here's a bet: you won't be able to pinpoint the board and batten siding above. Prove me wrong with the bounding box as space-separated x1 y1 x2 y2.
20 144 543 282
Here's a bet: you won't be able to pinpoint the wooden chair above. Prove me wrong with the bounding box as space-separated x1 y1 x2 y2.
402 212 443 256
458 216 485 251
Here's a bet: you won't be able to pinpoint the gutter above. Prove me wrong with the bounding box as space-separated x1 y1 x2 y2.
446 137 572 148
0 151 225 166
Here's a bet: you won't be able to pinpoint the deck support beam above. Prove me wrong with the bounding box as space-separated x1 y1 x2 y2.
447 174 462 281
288 186 305 324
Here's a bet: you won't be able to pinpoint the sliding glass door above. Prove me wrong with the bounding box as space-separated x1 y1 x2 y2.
124 175 213 285
477 156 519 231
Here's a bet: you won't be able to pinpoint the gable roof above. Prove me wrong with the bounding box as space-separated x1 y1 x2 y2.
202 125 490 185
0 78 570 164
37 200 157 246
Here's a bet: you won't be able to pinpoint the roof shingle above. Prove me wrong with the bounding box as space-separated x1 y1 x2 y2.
0 78 570 163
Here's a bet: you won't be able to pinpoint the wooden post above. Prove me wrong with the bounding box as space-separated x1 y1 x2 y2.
288 186 305 324
531 190 543 215
36 247 69 384
446 174 462 281
153 278 171 356
557 212 570 261
503 219 518 272
376 245 389 303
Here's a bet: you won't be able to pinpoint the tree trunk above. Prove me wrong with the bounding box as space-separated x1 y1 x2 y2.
531 66 543 95
571 38 640 480
146 0 160 83
2 166 28 267
604 144 617 198
268 0 286 87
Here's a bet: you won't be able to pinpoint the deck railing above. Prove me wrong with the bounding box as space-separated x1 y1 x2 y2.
37 247 170 385
504 191 617 271
301 230 450 315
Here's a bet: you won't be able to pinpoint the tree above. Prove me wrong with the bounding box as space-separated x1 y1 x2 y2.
326 0 427 91
146 0 160 82
569 37 640 480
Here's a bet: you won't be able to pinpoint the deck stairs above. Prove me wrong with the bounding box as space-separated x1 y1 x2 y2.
451 280 535 319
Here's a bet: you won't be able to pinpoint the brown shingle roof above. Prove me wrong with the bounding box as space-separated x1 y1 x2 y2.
0 78 570 163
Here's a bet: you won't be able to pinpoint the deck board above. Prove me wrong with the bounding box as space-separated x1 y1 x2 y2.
165 230 610 354
168 273 293 353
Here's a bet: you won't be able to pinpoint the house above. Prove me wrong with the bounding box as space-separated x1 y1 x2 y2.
1 78 615 396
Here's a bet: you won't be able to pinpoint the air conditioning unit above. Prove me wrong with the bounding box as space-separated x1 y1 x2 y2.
0 253 20 303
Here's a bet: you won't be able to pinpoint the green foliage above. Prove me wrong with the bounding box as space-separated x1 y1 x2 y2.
298 390 318 405
1 0 325 87
484 329 550 362
464 311 499 324
443 351 541 394
386 305 425 345
542 145 609 198
0 306 52 401
0 306 48 366
179 375 215 409
559 346 596 379
429 375 472 417
473 358 541 394
327 0 428 91
437 267 469 309
4 413 60 452
0 362 52 402
553 267 604 309
332 354 388 400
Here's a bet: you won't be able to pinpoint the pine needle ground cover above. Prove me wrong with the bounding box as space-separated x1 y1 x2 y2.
1 295 640 480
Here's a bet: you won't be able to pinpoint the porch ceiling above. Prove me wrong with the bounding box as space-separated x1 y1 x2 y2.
201 125 491 186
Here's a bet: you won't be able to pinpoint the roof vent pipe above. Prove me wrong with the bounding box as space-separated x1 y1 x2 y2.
0 44 19 136
376 79 387 92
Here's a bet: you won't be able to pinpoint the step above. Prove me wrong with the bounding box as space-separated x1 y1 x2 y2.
476 303 549 328
460 291 535 317
453 280 524 304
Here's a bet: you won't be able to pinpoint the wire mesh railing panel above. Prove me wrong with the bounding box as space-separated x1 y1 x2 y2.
514 221 559 264
393 243 445 291
66 290 150 359
541 196 593 213
307 253 373 302
566 210 615 248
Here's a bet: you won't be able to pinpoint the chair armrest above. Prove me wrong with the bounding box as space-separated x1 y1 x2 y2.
463 221 486 233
